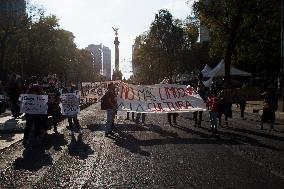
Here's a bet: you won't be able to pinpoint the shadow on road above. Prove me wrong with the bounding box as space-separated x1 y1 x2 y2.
109 129 150 157
44 132 68 151
0 133 15 142
227 127 284 142
13 144 53 171
68 133 94 160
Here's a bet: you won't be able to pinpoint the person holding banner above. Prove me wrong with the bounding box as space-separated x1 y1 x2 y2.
62 83 81 134
103 83 117 136
193 83 208 127
22 76 45 146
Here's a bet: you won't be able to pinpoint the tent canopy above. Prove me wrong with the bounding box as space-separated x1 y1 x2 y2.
203 59 252 78
201 64 212 75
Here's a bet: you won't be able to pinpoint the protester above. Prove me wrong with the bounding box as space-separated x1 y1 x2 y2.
22 76 45 146
207 89 219 133
239 96 246 119
62 82 81 135
7 74 21 118
193 83 207 127
166 78 178 126
0 81 5 94
46 78 61 133
136 113 146 124
126 111 135 121
260 87 278 131
168 113 177 126
218 89 232 127
101 83 117 136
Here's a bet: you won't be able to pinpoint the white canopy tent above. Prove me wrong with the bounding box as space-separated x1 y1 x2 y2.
201 64 212 75
203 59 252 78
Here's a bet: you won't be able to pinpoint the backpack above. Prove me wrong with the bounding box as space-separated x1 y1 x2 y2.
101 93 108 110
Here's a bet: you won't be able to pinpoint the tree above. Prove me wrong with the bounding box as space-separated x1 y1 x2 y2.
193 0 281 87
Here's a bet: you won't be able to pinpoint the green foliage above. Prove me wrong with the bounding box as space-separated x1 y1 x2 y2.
133 9 205 84
0 4 95 83
193 0 280 87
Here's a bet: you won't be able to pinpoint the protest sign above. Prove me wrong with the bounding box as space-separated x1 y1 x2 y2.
60 93 80 116
19 94 48 114
80 80 120 104
117 82 206 113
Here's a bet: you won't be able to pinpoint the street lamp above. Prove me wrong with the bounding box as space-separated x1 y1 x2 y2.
281 0 284 111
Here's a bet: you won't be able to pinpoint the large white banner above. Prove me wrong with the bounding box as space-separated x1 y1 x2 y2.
60 93 80 116
81 80 120 104
117 82 206 113
19 94 48 114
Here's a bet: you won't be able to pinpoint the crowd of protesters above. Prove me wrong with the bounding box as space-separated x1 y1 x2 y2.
0 73 280 144
0 73 81 146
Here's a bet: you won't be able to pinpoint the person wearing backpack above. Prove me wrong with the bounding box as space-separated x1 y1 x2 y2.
102 83 117 136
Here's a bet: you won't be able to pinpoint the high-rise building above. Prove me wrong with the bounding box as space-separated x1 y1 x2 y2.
199 0 210 43
86 44 103 75
102 46 111 80
86 44 111 80
0 0 26 17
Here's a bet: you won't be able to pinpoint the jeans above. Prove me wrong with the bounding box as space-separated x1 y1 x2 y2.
106 109 114 132
209 111 218 128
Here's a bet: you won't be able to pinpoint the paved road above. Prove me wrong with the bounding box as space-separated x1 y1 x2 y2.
0 103 284 188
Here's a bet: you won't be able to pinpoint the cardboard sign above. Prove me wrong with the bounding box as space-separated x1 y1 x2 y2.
60 93 80 116
19 94 48 114
80 80 120 104
117 82 206 113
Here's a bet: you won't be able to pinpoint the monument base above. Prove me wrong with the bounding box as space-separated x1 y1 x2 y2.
112 70 122 81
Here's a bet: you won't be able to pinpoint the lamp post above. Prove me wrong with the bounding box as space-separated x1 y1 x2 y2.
281 0 284 111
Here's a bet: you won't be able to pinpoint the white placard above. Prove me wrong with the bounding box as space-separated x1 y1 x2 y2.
60 93 80 116
20 94 48 114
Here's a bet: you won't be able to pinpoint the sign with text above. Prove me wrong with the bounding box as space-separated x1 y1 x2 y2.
117 82 206 113
19 94 48 114
60 93 80 116
80 80 120 104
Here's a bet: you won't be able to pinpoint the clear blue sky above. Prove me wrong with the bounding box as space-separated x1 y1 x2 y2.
33 0 193 79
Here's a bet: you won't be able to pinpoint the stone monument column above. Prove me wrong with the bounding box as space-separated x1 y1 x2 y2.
112 27 122 80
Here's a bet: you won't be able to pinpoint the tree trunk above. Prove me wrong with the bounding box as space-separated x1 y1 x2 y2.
224 6 243 88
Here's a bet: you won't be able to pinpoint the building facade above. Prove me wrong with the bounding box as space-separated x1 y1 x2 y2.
0 0 26 17
102 46 111 80
86 44 111 80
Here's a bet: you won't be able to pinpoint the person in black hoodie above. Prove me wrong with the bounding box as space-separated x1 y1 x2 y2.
46 78 61 133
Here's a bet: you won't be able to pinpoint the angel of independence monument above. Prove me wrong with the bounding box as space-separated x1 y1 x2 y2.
112 27 123 80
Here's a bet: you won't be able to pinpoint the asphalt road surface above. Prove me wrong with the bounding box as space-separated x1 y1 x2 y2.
0 103 284 188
